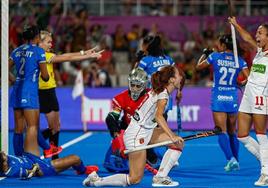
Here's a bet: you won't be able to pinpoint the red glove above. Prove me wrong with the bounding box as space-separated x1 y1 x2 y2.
111 130 127 158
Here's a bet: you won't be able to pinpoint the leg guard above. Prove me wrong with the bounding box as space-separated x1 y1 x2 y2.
103 146 129 173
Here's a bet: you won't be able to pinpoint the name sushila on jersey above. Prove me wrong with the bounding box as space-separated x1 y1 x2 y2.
217 59 236 67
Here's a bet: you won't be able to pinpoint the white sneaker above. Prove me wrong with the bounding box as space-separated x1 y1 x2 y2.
152 175 179 187
254 174 268 186
83 171 101 187
224 157 240 172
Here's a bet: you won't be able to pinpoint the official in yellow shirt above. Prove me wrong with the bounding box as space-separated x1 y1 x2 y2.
38 30 103 159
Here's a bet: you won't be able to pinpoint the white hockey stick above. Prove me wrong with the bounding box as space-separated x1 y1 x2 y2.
124 127 222 154
227 0 239 68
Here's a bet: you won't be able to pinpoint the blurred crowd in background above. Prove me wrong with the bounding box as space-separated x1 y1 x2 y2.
7 0 268 87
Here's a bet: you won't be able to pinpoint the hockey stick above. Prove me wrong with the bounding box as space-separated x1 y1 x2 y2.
145 163 158 175
227 0 239 68
124 126 222 155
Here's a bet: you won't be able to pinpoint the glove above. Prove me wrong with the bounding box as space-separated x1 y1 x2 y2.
111 130 127 158
203 48 214 58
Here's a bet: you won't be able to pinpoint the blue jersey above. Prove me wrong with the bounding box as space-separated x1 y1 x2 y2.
207 52 248 112
138 55 174 111
139 55 174 81
1 153 56 178
23 153 56 176
10 43 46 109
2 154 34 178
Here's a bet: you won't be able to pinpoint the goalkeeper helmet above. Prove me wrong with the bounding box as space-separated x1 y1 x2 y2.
128 68 148 101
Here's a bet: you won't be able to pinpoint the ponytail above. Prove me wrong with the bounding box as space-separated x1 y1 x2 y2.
151 65 176 94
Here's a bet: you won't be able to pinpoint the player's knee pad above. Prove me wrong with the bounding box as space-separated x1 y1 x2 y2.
103 146 129 173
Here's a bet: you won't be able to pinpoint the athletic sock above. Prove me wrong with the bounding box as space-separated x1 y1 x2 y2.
238 136 260 161
38 130 50 150
229 133 240 161
94 174 130 186
42 128 52 140
156 149 181 177
13 133 24 156
256 134 268 175
218 133 233 160
73 161 86 174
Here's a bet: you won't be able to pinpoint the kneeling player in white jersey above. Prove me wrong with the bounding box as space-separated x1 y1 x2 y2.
229 17 268 186
83 65 184 187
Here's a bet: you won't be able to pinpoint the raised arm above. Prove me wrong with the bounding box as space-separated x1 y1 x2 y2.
51 48 104 63
228 17 257 49
196 54 210 71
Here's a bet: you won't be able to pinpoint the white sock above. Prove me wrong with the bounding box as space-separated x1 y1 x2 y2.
238 136 260 161
156 149 182 177
256 134 268 175
94 174 130 187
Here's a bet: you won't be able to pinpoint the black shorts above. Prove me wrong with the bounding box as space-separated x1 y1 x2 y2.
39 88 59 114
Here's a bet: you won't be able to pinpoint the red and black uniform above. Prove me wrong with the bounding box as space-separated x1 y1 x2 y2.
105 88 158 171
106 89 150 137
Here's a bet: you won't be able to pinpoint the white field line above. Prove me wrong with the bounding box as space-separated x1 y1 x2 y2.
40 132 93 159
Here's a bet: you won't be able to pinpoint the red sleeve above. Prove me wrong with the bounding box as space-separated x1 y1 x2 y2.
112 90 128 113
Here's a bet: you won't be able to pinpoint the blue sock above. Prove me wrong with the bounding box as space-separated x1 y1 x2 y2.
229 133 239 161
218 133 233 160
72 161 86 174
38 130 50 150
13 133 24 156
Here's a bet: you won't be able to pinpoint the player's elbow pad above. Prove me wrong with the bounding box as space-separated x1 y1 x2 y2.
106 113 120 137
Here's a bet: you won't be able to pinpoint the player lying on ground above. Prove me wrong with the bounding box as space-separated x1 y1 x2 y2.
0 151 98 179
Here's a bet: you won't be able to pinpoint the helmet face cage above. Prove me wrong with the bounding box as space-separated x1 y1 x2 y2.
128 68 148 101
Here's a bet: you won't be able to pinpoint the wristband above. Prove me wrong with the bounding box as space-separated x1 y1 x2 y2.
80 50 85 55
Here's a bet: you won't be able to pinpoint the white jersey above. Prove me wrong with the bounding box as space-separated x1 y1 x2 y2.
247 48 268 95
131 89 169 129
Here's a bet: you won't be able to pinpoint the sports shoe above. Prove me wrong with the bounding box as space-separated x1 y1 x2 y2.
43 144 63 158
254 174 268 186
224 157 240 172
152 175 179 187
83 171 101 187
77 165 99 175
